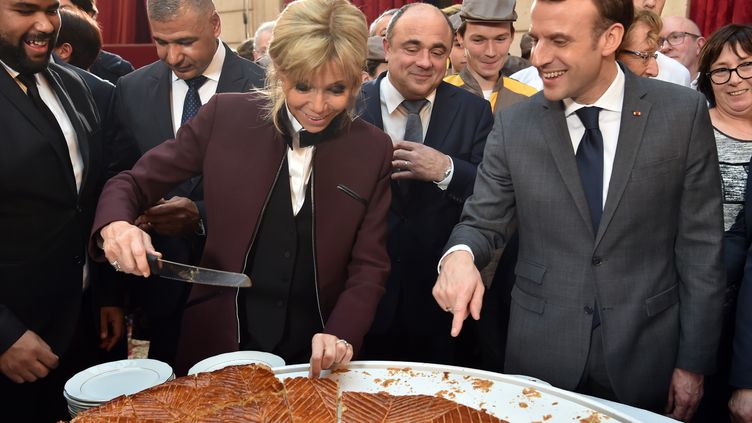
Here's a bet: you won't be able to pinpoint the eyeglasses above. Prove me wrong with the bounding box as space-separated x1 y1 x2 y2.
707 61 752 85
658 31 701 48
619 49 658 64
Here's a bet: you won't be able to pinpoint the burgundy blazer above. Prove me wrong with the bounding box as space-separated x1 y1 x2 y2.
91 92 393 374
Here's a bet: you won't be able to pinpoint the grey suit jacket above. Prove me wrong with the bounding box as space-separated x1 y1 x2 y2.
446 68 725 409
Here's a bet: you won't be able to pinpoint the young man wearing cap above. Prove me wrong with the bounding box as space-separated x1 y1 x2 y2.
444 0 536 113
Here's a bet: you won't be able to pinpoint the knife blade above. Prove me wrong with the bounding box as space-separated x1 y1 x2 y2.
147 254 252 288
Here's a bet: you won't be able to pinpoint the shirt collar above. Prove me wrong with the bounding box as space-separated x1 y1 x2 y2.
563 62 624 116
382 72 437 114
171 38 225 84
0 60 19 79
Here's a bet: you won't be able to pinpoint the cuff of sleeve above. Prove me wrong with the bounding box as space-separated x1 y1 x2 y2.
437 244 475 274
0 306 27 354
434 157 454 191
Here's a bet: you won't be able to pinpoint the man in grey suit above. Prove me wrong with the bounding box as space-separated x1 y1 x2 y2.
434 0 725 420
109 0 264 367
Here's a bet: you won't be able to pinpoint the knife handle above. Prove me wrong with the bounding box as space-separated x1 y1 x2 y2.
146 254 161 275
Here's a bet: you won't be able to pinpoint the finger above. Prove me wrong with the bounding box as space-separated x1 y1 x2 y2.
469 282 485 320
36 348 59 370
28 360 51 379
669 403 689 421
18 368 38 383
393 140 417 150
390 170 415 181
343 344 354 364
321 339 337 371
309 335 324 378
333 341 349 365
450 303 467 337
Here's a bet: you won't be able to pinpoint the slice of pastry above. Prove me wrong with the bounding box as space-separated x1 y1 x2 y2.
283 377 338 423
340 392 508 423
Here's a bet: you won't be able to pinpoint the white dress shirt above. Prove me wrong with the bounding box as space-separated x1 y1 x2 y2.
379 73 453 189
654 52 692 87
286 106 315 216
440 63 625 268
170 39 225 135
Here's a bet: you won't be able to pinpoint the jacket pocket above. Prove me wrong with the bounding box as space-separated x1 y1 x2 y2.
630 156 679 182
645 284 679 316
511 285 545 314
514 259 546 285
337 184 368 207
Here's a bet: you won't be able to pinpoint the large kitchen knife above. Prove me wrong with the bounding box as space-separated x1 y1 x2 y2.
147 254 251 288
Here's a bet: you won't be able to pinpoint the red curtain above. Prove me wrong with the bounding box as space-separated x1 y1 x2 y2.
690 0 752 38
97 0 151 44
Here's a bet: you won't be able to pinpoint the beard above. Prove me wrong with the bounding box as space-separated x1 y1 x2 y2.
0 30 57 74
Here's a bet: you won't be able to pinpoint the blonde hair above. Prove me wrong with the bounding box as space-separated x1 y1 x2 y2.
261 0 368 132
628 9 662 50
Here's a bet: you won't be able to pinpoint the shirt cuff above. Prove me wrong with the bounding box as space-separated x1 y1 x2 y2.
437 244 474 274
434 157 454 190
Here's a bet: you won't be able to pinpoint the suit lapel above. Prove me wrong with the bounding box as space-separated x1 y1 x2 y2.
143 64 175 151
595 73 651 247
0 68 62 149
216 44 244 93
424 82 459 150
46 67 85 195
540 97 595 237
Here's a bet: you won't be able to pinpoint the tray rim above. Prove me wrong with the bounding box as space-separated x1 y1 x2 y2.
273 360 638 423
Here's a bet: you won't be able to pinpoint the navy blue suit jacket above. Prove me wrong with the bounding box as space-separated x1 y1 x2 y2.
728 157 752 388
357 74 493 333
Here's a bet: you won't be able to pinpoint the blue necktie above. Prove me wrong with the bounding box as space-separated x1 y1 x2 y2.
181 75 208 125
576 107 604 329
575 107 604 233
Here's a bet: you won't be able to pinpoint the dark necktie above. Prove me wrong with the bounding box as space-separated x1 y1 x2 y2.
575 107 604 233
402 99 429 142
181 75 208 125
17 72 64 136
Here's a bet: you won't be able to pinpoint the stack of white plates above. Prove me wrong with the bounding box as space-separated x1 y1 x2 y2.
187 351 285 375
64 359 174 417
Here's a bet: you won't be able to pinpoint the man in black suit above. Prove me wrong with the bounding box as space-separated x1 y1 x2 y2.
0 0 115 420
357 3 493 365
109 0 264 367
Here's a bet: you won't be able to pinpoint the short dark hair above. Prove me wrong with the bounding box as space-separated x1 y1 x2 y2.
385 3 453 44
697 24 752 107
236 38 254 61
56 8 103 69
68 0 97 16
537 0 633 43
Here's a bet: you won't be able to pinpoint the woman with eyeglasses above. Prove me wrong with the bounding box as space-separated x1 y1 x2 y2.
696 24 752 230
695 23 752 423
616 9 660 78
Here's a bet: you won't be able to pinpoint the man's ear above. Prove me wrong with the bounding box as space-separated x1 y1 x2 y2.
54 43 73 63
602 23 625 57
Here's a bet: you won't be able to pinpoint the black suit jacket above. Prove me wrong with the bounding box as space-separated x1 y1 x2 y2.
727 157 752 387
53 54 114 130
89 49 134 85
109 43 265 314
0 63 102 357
357 74 493 333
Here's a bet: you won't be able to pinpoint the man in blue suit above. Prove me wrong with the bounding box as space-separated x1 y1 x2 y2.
357 3 493 365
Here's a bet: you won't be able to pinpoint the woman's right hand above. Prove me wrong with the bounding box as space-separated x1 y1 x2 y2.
100 220 160 277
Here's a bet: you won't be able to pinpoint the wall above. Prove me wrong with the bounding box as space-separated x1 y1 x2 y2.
216 0 283 47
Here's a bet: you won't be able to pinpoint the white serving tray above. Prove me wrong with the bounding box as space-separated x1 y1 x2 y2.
274 361 636 422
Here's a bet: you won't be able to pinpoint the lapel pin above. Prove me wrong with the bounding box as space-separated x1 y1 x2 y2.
632 111 641 116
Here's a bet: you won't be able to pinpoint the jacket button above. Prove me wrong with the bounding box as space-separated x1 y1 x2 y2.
283 251 291 259
584 306 594 315
592 256 603 266
73 255 83 265
75 205 83 213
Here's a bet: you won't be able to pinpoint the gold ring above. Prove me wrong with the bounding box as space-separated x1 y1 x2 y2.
336 339 350 348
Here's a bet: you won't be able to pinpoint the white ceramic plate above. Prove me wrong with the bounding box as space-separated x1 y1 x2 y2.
274 361 638 423
64 359 173 402
187 351 286 375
